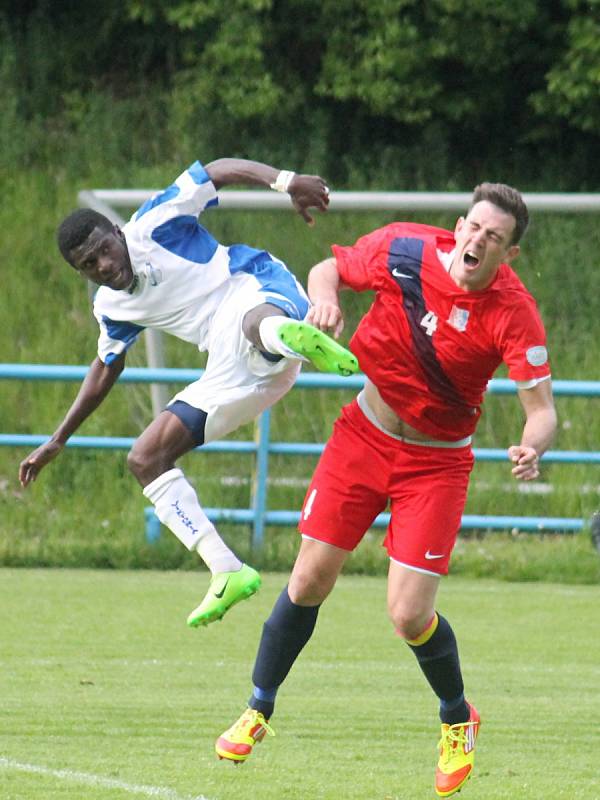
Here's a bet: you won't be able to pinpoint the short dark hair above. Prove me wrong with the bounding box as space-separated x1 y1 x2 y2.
470 182 529 244
57 208 113 263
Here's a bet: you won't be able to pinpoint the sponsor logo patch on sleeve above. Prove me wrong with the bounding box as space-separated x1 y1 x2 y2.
526 345 548 367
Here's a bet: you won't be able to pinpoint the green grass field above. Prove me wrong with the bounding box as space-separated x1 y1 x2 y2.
1 569 599 800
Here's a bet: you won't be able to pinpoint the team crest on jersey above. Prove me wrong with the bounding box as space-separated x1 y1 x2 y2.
526 345 548 366
129 262 163 291
137 262 164 287
447 305 470 332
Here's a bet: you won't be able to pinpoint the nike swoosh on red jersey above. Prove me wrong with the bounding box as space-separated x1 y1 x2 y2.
424 550 445 560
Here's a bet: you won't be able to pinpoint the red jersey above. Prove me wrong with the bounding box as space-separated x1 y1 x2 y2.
333 222 550 440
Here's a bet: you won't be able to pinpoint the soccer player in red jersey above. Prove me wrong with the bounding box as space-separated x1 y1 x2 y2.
217 184 557 795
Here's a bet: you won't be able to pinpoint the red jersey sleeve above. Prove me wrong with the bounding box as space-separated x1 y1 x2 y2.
496 297 551 382
332 226 396 292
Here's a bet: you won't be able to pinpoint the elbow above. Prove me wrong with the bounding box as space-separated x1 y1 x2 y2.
99 353 125 385
99 353 125 375
547 406 558 439
537 407 558 451
308 257 339 285
112 357 126 377
204 159 230 189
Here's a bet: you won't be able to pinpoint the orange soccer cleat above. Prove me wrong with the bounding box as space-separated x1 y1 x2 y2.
216 708 274 764
435 703 481 797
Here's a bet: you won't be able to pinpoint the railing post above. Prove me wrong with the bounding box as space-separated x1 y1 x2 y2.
144 507 162 543
144 329 170 416
251 408 271 556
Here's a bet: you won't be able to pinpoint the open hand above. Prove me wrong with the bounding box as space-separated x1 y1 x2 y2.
19 441 64 487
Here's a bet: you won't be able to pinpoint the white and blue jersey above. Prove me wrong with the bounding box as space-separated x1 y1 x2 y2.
93 161 309 365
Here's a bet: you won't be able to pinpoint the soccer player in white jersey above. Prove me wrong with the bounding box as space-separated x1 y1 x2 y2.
18 157 358 627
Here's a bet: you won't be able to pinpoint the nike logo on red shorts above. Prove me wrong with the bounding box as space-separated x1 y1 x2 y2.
424 550 445 560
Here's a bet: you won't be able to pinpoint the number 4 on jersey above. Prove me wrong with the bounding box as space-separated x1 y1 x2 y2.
420 310 438 336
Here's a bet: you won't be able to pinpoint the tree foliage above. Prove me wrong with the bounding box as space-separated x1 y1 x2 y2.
531 0 600 133
1 0 599 187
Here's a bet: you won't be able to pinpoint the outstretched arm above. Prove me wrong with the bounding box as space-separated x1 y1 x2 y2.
18 354 125 487
508 378 557 480
204 158 330 225
305 257 348 339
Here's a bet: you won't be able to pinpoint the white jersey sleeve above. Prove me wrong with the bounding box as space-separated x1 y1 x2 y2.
95 309 145 365
131 161 218 230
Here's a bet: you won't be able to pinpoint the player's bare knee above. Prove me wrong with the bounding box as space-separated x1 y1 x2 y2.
388 603 431 640
288 569 331 605
127 443 157 486
242 303 285 347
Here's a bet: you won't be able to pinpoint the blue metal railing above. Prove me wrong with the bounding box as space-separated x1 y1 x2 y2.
2 363 596 550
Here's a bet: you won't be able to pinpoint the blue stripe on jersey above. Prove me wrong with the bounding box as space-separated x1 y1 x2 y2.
135 183 181 220
151 215 219 263
102 316 145 341
229 245 309 319
188 161 218 209
389 237 466 407
261 293 306 320
134 162 217 220
102 317 144 364
102 316 145 347
228 243 273 274
188 160 210 185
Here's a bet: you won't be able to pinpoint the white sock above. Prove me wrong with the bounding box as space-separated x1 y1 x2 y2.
142 468 243 574
258 316 309 361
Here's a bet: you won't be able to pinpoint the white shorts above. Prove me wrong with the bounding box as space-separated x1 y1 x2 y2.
169 272 303 442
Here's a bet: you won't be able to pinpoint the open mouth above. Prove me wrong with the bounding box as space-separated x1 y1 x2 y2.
464 251 480 268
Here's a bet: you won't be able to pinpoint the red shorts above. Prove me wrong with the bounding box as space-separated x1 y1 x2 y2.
298 399 474 575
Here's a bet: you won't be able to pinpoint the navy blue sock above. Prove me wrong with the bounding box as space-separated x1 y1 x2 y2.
259 349 284 363
249 586 320 718
439 693 468 725
406 613 470 725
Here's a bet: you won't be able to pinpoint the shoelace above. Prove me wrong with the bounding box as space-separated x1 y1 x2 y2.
235 710 275 739
437 720 478 762
258 716 275 738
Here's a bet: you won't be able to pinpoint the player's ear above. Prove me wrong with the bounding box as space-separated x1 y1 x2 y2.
505 244 520 264
65 251 81 272
454 216 465 236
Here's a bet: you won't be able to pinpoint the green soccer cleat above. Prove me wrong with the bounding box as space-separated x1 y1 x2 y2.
186 564 262 628
278 320 359 376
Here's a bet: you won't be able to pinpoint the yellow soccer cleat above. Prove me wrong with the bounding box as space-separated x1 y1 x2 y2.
215 708 275 764
435 703 481 797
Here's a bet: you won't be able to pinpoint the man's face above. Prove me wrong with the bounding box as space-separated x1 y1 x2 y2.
450 201 520 291
68 225 134 291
